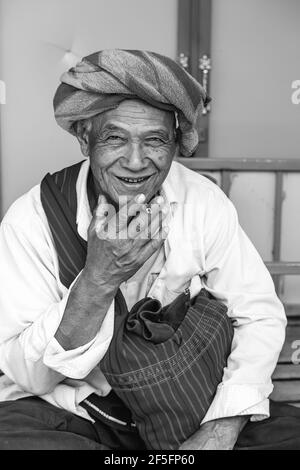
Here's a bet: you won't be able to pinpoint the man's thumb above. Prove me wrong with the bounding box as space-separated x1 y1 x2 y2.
95 194 110 218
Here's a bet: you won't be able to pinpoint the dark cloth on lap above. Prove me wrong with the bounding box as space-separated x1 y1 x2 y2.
126 292 190 343
0 396 143 450
235 400 300 450
100 288 233 449
1 396 300 450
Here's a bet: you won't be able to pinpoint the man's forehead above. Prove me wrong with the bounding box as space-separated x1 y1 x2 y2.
93 99 175 130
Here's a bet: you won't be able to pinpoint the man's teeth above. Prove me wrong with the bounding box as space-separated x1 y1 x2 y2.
119 176 148 183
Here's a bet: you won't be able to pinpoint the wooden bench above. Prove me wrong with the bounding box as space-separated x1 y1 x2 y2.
178 156 300 406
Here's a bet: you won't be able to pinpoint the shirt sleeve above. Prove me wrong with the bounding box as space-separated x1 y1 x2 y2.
200 188 287 424
0 217 114 396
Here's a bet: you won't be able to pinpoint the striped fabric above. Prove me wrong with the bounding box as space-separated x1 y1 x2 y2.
101 288 233 450
40 161 87 288
40 162 233 450
126 287 190 343
53 49 210 157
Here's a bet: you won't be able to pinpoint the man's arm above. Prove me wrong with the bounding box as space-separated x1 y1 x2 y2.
179 416 249 450
54 273 117 351
0 216 68 395
181 186 286 447
202 193 285 419
0 213 118 393
0 191 168 395
54 194 168 351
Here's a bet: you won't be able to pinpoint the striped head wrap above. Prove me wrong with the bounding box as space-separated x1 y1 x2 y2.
53 49 210 157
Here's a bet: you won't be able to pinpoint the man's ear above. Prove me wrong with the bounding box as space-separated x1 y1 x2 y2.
75 119 93 157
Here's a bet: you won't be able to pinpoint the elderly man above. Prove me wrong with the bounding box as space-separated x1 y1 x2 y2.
0 49 298 450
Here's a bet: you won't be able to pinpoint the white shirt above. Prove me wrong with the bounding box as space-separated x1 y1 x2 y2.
0 159 287 425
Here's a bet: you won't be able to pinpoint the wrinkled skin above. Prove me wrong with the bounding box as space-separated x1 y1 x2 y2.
76 99 177 209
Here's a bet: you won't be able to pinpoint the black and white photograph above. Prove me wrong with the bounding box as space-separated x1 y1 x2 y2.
0 0 300 454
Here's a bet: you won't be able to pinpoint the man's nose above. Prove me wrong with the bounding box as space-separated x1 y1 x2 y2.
122 142 148 171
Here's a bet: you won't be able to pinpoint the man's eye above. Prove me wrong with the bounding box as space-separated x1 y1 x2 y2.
145 137 165 146
106 135 125 143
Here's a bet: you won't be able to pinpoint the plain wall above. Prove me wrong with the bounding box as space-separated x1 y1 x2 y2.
210 0 300 301
0 0 177 214
210 0 300 159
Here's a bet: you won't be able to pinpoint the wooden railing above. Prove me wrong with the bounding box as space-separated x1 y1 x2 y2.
177 157 300 291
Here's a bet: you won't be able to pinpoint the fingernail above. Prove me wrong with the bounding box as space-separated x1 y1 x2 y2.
95 209 107 218
135 193 145 203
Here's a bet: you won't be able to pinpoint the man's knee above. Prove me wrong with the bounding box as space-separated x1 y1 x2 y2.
0 397 106 450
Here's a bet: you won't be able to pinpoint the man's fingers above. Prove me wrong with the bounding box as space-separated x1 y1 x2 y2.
94 193 169 241
91 195 113 236
94 195 109 217
94 194 114 225
136 224 169 263
117 193 146 231
129 200 169 240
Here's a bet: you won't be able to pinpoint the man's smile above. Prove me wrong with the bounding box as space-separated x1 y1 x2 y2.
87 99 176 205
114 174 153 186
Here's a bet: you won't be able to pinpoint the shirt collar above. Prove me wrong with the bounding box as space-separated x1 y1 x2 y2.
76 159 179 241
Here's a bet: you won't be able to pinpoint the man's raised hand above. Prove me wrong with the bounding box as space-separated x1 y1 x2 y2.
83 193 169 290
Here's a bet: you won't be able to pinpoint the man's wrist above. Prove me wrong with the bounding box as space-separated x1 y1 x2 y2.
201 415 249 447
178 415 250 451
202 415 249 433
55 270 117 350
80 267 119 295
79 268 118 303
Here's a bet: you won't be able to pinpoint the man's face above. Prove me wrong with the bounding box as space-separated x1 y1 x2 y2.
84 100 177 206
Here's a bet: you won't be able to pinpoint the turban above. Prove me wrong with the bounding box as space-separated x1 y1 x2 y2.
53 49 210 157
